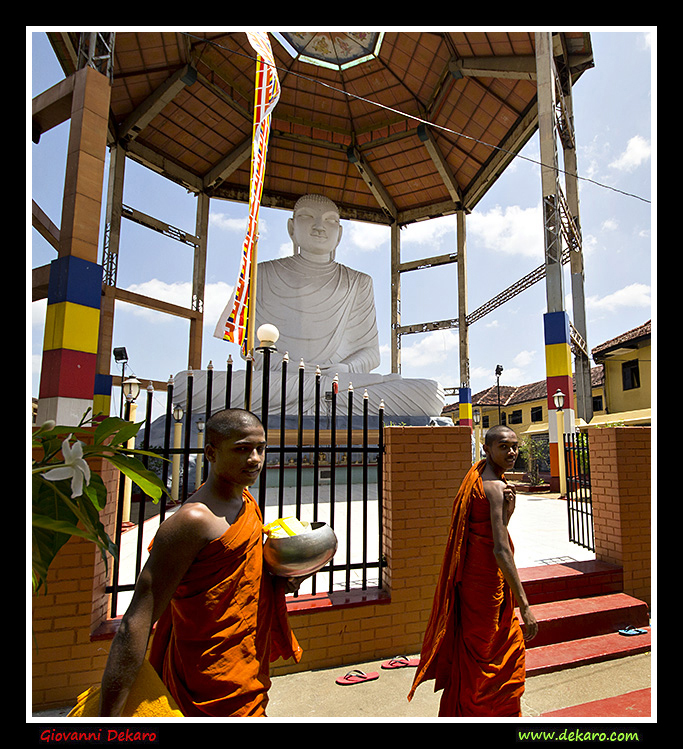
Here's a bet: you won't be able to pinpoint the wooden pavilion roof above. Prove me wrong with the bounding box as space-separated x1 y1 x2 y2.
46 30 594 225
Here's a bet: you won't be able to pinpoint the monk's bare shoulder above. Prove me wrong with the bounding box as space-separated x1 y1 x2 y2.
481 465 506 502
154 501 223 550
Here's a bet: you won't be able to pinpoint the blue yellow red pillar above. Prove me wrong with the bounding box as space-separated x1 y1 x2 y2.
35 66 112 425
544 311 575 490
458 386 472 428
39 256 112 421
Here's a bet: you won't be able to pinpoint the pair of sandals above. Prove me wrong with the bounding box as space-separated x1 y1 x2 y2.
618 625 647 636
335 655 420 686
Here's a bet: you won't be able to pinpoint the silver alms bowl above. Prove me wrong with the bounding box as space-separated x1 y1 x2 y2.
263 522 338 577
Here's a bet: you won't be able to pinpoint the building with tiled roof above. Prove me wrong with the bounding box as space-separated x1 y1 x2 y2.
443 320 651 439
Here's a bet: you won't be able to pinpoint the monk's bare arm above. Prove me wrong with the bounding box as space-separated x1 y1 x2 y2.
98 508 210 716
484 480 538 641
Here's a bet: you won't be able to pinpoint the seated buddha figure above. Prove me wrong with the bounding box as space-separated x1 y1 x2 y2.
176 194 444 423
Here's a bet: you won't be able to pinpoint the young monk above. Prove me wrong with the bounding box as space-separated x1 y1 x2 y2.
98 409 302 717
408 425 538 717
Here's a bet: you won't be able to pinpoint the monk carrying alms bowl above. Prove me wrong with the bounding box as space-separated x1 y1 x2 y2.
263 519 338 578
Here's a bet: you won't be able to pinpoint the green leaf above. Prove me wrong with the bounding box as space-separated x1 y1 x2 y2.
94 417 143 446
82 472 108 512
104 452 168 500
32 512 96 539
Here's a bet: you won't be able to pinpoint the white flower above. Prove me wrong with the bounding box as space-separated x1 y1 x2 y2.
42 437 91 497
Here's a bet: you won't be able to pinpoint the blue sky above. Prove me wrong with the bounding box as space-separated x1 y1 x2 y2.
30 29 654 421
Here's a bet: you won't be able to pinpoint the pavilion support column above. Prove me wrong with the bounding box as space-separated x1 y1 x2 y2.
390 221 401 374
36 66 112 426
536 32 574 492
189 192 210 370
95 143 127 417
562 74 593 425
457 210 472 429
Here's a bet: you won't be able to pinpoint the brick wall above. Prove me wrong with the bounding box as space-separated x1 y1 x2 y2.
32 445 120 708
589 426 651 606
271 425 471 676
31 425 472 709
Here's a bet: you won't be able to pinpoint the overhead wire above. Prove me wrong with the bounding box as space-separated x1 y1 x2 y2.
182 32 651 206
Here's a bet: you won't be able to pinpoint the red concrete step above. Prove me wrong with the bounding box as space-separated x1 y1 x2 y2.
519 560 623 606
541 687 651 717
525 627 651 676
520 592 649 648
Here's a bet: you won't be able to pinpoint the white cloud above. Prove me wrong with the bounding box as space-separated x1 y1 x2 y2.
601 219 618 232
512 349 536 368
609 136 651 172
586 283 651 313
468 204 543 260
400 329 458 368
123 279 233 328
278 240 293 258
32 298 47 327
401 215 455 246
209 212 246 233
346 221 390 252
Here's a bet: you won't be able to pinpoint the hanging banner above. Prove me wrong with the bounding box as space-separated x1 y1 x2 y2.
214 32 280 354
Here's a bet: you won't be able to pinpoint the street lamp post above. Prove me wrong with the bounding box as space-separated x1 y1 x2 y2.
495 364 504 423
255 324 279 439
171 404 184 504
113 347 128 418
121 376 141 523
195 418 205 491
553 388 567 497
473 408 481 464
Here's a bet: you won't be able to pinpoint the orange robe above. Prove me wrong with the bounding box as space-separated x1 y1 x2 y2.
408 460 525 717
148 491 302 717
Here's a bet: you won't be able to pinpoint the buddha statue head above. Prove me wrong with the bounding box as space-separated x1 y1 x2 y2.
288 194 344 263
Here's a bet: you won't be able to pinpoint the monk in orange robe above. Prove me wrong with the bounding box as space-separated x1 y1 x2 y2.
99 409 302 717
409 425 538 717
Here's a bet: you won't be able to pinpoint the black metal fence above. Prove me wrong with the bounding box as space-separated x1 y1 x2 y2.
563 431 594 551
107 352 385 617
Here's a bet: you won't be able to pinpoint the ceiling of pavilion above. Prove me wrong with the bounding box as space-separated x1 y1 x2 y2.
46 30 594 226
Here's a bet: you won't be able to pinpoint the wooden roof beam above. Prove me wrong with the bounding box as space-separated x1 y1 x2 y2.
449 55 537 81
346 146 397 221
118 64 198 143
203 137 251 191
417 123 462 206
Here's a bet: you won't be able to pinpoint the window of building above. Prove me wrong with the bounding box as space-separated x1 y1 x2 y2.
531 406 543 423
592 395 603 412
509 409 523 424
622 359 641 391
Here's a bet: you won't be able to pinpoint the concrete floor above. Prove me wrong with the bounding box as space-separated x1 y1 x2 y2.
264 652 651 719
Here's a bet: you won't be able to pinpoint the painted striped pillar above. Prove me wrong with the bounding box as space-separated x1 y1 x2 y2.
544 311 575 490
458 386 473 429
38 256 110 423
35 66 111 425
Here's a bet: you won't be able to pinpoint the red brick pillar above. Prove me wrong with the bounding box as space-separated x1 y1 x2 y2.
382 426 472 621
588 427 651 605
32 432 119 709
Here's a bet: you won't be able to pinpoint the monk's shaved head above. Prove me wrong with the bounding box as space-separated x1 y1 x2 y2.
205 409 264 447
484 425 517 446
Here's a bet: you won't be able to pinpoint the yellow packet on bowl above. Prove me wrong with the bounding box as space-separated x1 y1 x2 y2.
263 517 311 538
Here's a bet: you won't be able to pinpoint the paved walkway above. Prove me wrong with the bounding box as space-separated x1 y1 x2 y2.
266 652 652 719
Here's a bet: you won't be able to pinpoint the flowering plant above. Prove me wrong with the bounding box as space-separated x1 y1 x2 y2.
32 410 169 593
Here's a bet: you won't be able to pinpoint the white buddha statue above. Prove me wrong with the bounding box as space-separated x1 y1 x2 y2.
175 194 444 423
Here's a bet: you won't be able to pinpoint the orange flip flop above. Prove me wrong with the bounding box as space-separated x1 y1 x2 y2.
381 655 420 669
335 669 380 686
